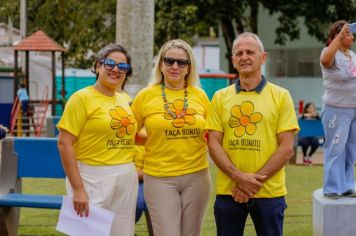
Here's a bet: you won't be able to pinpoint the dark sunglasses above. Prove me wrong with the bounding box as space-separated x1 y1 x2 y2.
100 58 130 73
161 57 190 68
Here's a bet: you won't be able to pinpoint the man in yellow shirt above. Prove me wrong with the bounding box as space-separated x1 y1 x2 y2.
206 32 299 236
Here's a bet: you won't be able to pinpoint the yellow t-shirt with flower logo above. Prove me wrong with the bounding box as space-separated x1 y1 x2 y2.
131 84 210 177
57 86 137 165
206 82 299 198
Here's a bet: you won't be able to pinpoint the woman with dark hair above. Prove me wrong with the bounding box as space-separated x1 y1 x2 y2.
57 44 138 235
320 20 356 199
91 45 132 90
299 102 320 165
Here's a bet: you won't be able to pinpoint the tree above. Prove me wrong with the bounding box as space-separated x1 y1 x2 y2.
0 0 117 68
155 0 356 72
2 0 356 70
154 0 210 52
116 0 154 97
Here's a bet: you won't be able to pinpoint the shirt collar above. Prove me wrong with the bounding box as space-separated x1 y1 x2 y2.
235 75 267 94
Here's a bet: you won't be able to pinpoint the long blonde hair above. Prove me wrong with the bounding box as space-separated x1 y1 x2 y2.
149 39 200 87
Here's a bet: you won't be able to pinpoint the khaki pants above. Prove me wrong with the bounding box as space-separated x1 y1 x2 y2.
144 168 211 236
66 162 138 236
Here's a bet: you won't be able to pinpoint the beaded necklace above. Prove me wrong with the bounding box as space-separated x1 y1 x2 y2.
161 82 188 119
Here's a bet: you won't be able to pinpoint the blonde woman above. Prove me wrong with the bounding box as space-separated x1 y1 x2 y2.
131 39 211 236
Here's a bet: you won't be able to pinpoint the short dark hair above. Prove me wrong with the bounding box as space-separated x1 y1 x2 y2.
91 44 132 89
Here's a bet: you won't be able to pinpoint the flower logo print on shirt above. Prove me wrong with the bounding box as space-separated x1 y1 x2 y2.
228 101 263 137
164 99 197 128
109 106 136 138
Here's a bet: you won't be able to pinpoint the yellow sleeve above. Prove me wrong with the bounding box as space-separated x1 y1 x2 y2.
200 89 211 117
131 92 144 131
133 145 145 170
57 93 87 137
277 91 300 134
205 92 223 132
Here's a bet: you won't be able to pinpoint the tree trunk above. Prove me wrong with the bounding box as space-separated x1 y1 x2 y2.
220 19 236 73
249 0 258 33
116 0 154 98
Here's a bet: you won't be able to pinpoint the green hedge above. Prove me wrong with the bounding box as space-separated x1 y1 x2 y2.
0 67 21 73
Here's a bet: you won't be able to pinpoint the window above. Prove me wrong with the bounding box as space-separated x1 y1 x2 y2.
267 48 322 78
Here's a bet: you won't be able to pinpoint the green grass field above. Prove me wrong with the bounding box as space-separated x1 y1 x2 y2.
18 164 323 236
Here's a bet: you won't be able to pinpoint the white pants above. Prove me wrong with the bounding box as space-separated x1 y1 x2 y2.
66 162 138 236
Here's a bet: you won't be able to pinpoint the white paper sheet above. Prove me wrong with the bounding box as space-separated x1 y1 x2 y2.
56 196 114 236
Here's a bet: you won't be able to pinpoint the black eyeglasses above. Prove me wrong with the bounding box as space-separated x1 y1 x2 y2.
161 57 190 68
100 58 130 73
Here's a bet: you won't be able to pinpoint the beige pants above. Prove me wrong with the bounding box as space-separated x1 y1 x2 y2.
66 162 138 236
144 168 211 236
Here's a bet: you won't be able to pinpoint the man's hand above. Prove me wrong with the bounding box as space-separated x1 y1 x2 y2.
232 185 250 203
234 172 266 196
231 172 266 203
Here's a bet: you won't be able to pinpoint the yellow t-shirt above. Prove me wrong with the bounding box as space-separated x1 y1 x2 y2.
131 85 210 177
57 86 137 165
206 82 299 197
120 91 133 104
133 145 145 170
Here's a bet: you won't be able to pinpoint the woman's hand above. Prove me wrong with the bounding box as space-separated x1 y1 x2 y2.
335 24 351 44
58 129 89 217
73 188 89 217
321 23 351 68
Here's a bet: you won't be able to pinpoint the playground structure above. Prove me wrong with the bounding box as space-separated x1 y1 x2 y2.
0 30 67 136
12 30 66 116
9 86 50 137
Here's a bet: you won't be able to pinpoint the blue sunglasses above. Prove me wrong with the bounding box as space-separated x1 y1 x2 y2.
100 58 130 73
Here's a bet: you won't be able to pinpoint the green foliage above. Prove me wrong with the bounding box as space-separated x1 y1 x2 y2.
0 1 19 26
154 0 210 53
0 0 116 68
1 0 356 69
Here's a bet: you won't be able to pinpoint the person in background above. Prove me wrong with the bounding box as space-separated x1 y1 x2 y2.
0 124 8 140
17 83 29 115
57 44 138 236
16 83 31 136
131 39 211 236
320 20 356 199
207 32 299 236
299 102 321 165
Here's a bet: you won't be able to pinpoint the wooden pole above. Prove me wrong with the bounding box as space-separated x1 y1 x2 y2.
51 51 56 115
